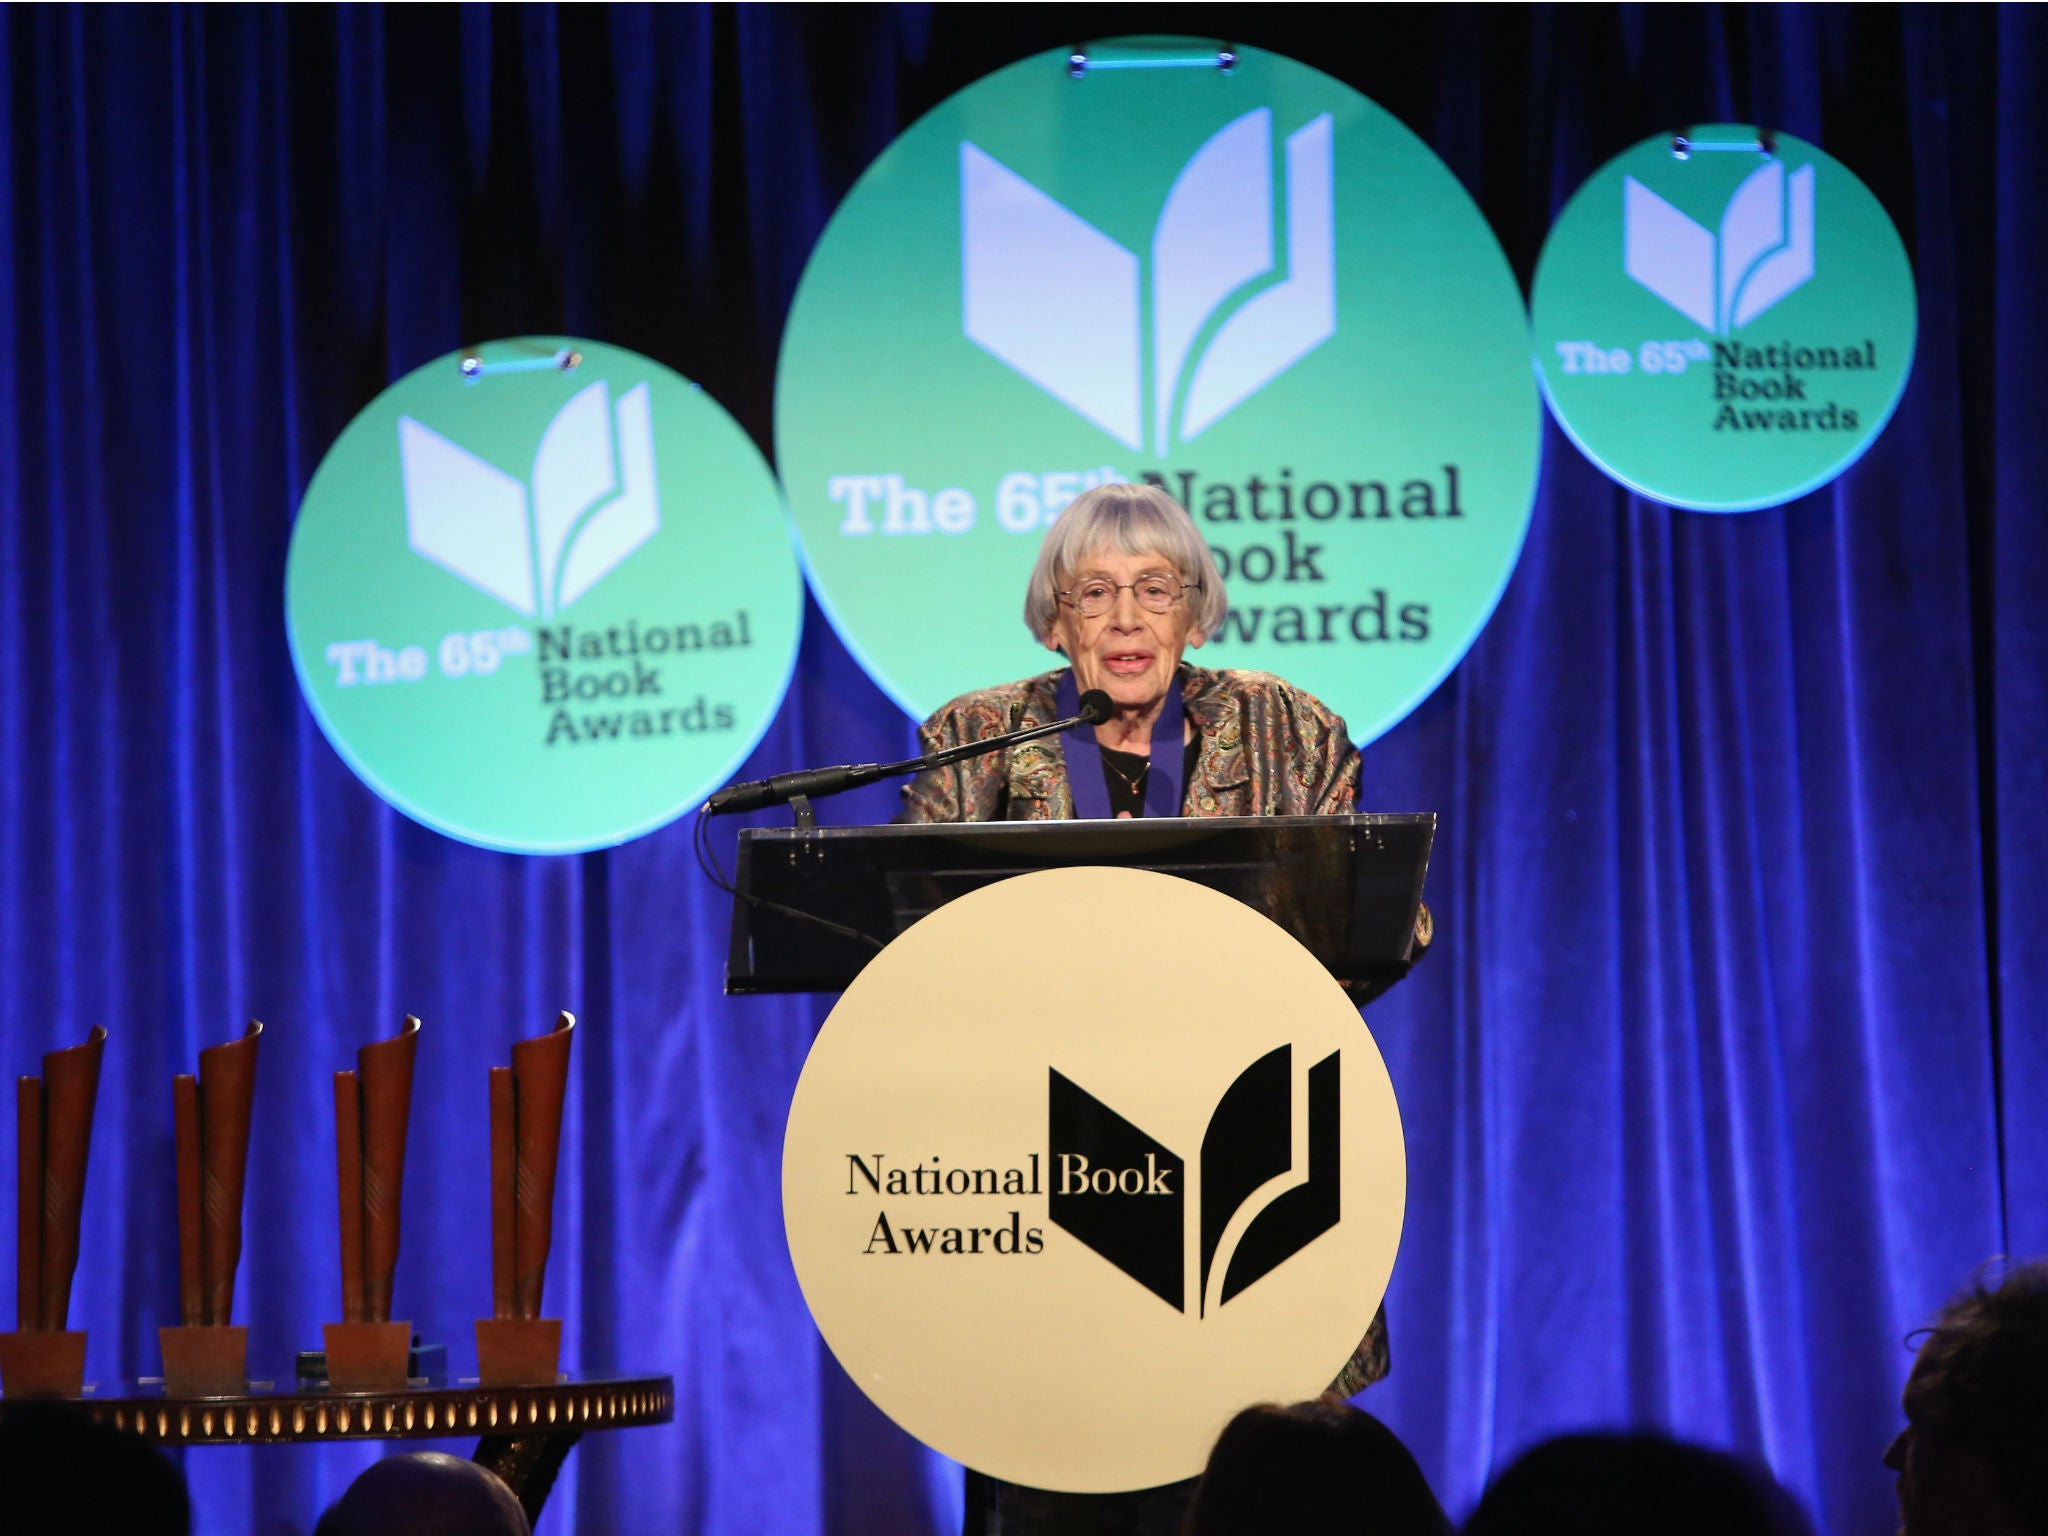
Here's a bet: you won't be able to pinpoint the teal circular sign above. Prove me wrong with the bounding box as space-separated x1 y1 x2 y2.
286 338 803 854
1532 125 1917 512
776 39 1541 741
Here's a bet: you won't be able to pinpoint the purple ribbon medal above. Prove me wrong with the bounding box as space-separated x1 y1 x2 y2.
1057 670 1186 821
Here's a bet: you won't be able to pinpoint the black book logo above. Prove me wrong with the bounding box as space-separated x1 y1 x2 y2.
1047 1045 1340 1314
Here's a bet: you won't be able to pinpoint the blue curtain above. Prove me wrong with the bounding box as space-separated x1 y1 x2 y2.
1 6 2040 1534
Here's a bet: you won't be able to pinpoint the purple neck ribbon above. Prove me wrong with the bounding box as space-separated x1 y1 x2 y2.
1058 669 1187 821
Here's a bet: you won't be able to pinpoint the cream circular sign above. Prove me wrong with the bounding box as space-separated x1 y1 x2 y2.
782 867 1406 1493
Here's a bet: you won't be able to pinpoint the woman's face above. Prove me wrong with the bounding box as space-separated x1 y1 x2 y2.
1045 546 1205 715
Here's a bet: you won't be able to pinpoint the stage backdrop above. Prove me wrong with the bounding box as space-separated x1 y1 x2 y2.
1 6 2043 1535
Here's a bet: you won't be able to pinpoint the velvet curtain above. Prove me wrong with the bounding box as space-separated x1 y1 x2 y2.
1 6 2040 1534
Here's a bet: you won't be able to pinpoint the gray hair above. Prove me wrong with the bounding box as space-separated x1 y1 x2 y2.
1022 482 1227 643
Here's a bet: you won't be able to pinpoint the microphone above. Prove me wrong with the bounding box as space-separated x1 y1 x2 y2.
703 687 1118 816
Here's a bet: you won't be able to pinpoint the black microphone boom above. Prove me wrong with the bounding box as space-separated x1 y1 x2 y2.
703 687 1118 816
699 761 889 816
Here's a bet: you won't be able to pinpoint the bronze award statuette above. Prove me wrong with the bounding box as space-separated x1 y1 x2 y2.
1 1025 107 1398
325 1016 420 1390
159 1020 262 1396
476 1011 575 1385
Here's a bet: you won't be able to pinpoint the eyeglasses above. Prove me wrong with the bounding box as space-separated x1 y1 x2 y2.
1057 575 1201 617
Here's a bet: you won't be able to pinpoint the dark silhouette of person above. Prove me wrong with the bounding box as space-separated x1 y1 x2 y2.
313 1451 530 1536
0 1401 190 1535
1183 1396 1450 1536
1462 1431 1810 1536
1885 1258 2048 1536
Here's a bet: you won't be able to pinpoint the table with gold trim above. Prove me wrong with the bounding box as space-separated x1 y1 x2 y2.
0 1373 673 1520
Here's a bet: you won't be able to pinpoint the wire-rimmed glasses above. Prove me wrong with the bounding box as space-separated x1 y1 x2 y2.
1057 574 1201 617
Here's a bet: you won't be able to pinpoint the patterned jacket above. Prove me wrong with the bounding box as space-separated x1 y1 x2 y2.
895 663 1362 823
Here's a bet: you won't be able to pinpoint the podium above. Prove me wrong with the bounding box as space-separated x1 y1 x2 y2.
724 812 1434 999
730 812 1434 1499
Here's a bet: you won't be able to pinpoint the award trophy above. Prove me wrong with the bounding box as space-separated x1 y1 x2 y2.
159 1020 262 1395
324 1016 420 1390
476 1011 574 1385
1 1026 107 1398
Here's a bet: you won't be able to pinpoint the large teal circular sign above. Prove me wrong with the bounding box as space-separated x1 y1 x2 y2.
1532 125 1917 512
776 40 1541 740
286 338 802 854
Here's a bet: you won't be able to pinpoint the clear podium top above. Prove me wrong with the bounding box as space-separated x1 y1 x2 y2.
724 812 1434 997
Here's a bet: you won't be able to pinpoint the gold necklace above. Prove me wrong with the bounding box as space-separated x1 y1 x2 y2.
1100 750 1149 794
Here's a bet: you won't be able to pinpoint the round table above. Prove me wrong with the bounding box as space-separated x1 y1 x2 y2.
0 1373 673 1521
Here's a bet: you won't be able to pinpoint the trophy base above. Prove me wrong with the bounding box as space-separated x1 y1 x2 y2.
475 1317 562 1385
159 1324 248 1396
322 1321 413 1391
0 1330 87 1398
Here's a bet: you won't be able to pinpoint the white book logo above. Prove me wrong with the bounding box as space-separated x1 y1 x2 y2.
961 108 1336 457
397 379 660 620
1623 159 1815 335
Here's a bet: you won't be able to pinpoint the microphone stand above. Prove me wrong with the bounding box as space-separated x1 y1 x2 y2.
702 695 1111 827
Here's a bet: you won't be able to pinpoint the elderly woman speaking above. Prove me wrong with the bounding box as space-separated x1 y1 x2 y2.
898 482 1385 1536
897 482 1360 825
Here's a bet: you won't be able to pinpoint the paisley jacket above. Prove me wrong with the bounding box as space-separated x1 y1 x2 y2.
895 663 1362 823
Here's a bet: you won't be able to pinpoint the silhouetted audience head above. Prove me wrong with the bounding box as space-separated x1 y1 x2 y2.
1184 1396 1450 1536
1462 1432 1810 1536
1886 1258 2048 1536
0 1401 190 1535
314 1452 530 1536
